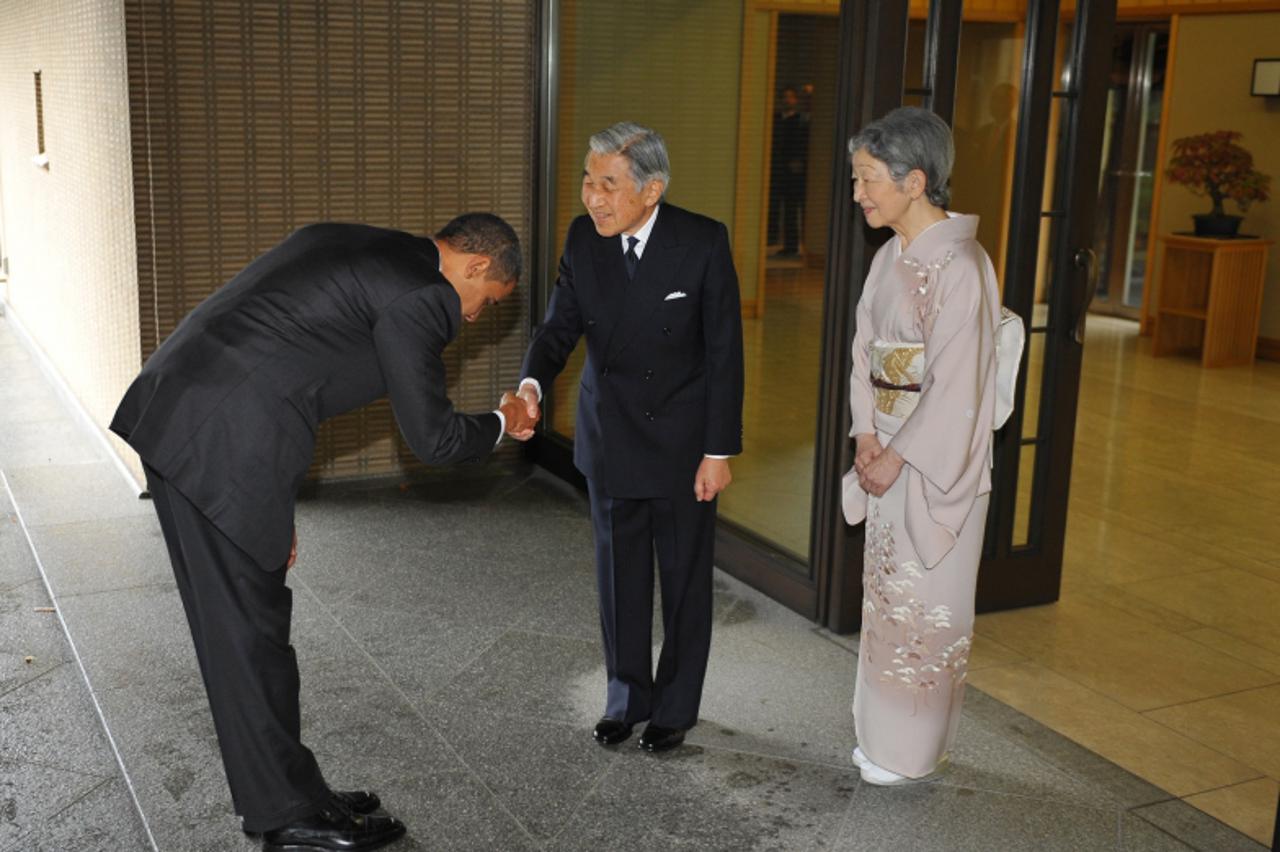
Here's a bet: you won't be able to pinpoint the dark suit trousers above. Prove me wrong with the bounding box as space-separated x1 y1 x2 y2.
144 466 329 833
588 480 716 730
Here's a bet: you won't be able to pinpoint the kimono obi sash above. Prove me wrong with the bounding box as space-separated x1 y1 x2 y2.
870 341 925 419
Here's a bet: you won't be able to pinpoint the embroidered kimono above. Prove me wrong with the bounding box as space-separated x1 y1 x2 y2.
843 213 1000 779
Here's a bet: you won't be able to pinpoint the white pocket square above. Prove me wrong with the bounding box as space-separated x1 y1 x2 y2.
664 291 687 301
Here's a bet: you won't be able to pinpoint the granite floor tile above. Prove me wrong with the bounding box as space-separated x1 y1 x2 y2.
422 701 617 841
692 610 858 770
551 745 858 852
4 462 152 528
509 566 602 641
0 509 33 593
0 378 65 427
0 417 103 469
93 674 243 833
292 526 567 627
832 782 1118 852
26 514 171 598
9 777 151 852
0 580 73 697
313 597 507 706
54 583 198 689
0 760 111 851
1131 799 1268 852
146 814 260 852
0 663 117 778
400 774 541 852
433 629 603 725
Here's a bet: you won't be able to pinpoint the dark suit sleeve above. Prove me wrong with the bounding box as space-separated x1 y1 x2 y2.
702 223 745 456
521 222 585 389
373 286 501 465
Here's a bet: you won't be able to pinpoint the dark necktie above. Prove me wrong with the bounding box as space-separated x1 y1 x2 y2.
624 236 639 281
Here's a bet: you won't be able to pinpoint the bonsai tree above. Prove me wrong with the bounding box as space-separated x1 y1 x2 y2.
1165 130 1270 217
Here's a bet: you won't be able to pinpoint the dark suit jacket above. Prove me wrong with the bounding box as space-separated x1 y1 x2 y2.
111 223 500 571
522 204 744 499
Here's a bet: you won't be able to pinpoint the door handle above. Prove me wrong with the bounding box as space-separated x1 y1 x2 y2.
1073 247 1098 344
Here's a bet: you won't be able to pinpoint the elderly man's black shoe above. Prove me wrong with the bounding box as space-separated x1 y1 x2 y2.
261 796 405 851
593 717 634 746
638 724 685 752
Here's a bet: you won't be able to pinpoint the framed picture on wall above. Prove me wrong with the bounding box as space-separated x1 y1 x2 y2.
1252 58 1280 97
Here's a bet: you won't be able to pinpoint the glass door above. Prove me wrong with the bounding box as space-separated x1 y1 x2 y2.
531 0 1119 627
817 0 1117 631
1092 22 1169 320
977 0 1116 612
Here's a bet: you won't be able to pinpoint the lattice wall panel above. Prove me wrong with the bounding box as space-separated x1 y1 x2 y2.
123 0 536 480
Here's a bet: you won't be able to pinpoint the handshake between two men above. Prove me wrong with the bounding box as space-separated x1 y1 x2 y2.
497 383 541 441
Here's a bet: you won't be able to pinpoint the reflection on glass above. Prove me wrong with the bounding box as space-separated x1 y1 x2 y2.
549 0 747 441
1092 24 1168 318
1021 326 1047 443
548 2 834 564
546 7 1037 565
716 13 835 561
1012 443 1037 547
907 22 1022 273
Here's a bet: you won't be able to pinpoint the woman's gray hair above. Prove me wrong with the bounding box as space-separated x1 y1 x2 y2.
586 122 671 194
847 106 954 208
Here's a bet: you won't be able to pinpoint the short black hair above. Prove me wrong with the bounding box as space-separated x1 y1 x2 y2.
435 212 522 283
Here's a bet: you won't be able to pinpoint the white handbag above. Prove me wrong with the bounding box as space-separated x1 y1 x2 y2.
994 306 1025 430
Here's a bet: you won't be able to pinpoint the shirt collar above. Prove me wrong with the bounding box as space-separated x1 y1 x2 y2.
620 204 661 254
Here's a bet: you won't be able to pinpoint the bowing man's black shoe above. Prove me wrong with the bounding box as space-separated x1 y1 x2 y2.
243 791 381 840
638 724 685 753
261 794 405 851
333 790 381 815
593 717 634 746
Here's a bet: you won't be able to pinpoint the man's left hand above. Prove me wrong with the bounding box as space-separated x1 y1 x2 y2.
286 527 298 571
694 457 732 502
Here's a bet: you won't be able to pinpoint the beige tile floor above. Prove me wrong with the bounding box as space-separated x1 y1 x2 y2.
552 260 1280 844
970 313 1280 845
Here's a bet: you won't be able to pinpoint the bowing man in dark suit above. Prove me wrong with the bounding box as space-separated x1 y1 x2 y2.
512 123 744 753
111 213 535 852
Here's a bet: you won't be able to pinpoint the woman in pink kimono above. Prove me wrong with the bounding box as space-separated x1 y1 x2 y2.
842 107 1001 785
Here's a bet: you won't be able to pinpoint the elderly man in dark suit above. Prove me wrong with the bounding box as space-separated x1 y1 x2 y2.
111 213 534 852
511 122 744 753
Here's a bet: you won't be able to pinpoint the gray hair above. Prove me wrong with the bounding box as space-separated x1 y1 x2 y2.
586 122 671 194
847 106 954 208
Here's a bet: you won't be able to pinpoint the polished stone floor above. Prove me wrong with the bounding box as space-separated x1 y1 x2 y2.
0 312 1268 850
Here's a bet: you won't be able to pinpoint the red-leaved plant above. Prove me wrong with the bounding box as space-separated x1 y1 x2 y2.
1165 130 1270 217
